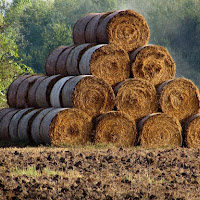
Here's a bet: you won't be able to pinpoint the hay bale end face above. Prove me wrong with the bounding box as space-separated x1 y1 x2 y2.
61 75 115 118
158 78 200 123
130 45 176 86
40 108 93 146
138 113 182 148
184 114 200 148
115 78 158 121
96 10 150 52
79 44 131 87
94 111 137 147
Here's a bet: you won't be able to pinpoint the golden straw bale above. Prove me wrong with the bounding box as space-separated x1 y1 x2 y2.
130 45 176 86
45 46 70 76
40 108 93 146
183 114 200 148
114 78 158 121
60 75 115 118
157 78 200 123
138 113 182 148
93 111 137 147
79 44 130 87
96 10 150 52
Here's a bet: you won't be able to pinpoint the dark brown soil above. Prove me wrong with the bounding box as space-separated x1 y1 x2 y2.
0 145 199 200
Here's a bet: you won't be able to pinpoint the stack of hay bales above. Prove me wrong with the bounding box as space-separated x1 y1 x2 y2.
1 9 200 148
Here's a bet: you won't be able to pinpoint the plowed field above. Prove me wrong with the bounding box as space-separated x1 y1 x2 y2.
0 146 200 200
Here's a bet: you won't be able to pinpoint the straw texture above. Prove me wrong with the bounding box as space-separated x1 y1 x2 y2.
114 78 158 121
94 111 137 147
130 45 176 86
138 113 182 148
157 78 200 123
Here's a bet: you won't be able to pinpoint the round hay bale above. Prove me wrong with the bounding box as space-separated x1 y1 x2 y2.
66 43 96 76
18 108 43 143
183 114 200 148
96 10 150 52
94 111 137 147
40 108 93 146
35 75 62 108
31 108 55 145
50 76 73 107
157 78 200 123
130 45 176 86
16 75 43 108
84 12 112 43
114 78 158 121
27 75 47 107
79 44 130 87
7 75 32 108
0 109 19 141
138 113 182 148
45 46 69 76
61 75 115 117
56 45 76 75
9 108 34 142
73 13 99 44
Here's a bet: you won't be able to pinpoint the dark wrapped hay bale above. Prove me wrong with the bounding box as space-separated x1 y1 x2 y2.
96 10 150 52
66 43 97 76
94 111 137 147
9 108 34 142
27 75 47 107
79 44 130 87
56 45 76 75
73 13 99 44
0 109 19 141
35 75 62 108
45 46 69 76
130 45 176 86
157 78 200 123
138 113 182 148
50 76 73 107
31 108 55 145
7 75 32 108
183 114 200 148
16 75 43 108
114 78 158 121
18 108 43 144
60 75 115 118
40 108 93 146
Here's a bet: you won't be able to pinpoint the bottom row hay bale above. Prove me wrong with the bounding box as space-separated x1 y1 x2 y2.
183 114 200 148
138 113 182 148
93 111 137 147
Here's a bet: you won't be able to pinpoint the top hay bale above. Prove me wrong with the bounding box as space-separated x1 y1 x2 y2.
73 10 150 53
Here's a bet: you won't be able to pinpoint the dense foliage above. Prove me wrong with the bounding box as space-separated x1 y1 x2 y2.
1 0 200 106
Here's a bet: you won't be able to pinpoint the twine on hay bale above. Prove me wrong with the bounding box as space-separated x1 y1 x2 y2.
138 113 182 148
96 10 150 52
183 114 200 148
60 75 115 118
93 111 137 147
157 77 200 123
114 78 158 121
7 75 32 108
39 108 93 146
130 45 176 86
73 13 100 44
79 44 130 87
45 46 69 76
